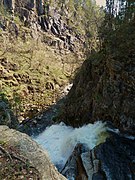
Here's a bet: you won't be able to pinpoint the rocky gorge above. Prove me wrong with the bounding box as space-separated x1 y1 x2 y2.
0 120 135 179
0 0 135 180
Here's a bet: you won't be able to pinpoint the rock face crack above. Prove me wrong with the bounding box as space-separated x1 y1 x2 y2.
61 144 88 180
61 132 135 180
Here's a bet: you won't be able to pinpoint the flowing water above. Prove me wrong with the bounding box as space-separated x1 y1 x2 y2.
33 121 107 171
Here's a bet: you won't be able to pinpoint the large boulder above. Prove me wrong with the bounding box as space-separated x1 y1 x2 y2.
61 144 88 179
0 126 66 180
59 21 135 135
62 133 135 180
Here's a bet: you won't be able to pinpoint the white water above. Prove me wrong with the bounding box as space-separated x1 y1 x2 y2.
33 121 107 170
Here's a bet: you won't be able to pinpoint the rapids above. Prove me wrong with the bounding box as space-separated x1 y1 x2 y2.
33 121 107 171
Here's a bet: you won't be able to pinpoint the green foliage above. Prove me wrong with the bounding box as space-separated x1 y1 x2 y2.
0 29 77 120
100 0 135 56
0 0 104 121
0 140 6 146
0 75 23 119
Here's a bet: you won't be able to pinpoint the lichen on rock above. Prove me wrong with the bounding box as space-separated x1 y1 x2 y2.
0 125 66 180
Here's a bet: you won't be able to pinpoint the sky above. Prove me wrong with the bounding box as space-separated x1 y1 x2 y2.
96 0 106 6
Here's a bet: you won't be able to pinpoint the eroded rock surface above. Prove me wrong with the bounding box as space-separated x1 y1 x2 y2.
92 133 135 180
0 126 66 180
61 144 88 180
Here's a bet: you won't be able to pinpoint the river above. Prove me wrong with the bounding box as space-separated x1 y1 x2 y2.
33 121 107 171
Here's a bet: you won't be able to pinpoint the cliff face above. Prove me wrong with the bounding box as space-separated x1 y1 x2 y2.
3 0 43 14
60 21 135 135
1 0 84 55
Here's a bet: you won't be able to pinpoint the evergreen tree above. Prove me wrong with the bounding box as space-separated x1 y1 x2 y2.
101 0 135 53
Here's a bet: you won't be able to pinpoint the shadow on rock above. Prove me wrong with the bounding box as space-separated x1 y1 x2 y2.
62 132 135 180
0 92 19 129
18 98 66 136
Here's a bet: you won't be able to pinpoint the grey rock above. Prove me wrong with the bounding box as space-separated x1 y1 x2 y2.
91 133 135 180
0 125 67 180
1 0 84 54
61 144 88 180
60 50 135 135
61 133 135 180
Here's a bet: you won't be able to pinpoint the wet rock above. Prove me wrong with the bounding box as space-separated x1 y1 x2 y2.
61 144 88 180
93 133 135 180
81 152 99 179
18 111 54 136
62 133 135 180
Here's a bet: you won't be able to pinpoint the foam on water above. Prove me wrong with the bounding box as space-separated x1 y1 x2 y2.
33 121 107 170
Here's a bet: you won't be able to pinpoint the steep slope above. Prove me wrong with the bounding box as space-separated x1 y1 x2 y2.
0 1 86 121
0 0 103 123
1 0 84 55
60 20 135 135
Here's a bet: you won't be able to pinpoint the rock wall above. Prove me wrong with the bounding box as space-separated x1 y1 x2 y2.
3 0 41 13
1 0 84 55
60 42 135 135
59 14 135 135
62 133 135 179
